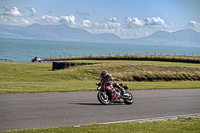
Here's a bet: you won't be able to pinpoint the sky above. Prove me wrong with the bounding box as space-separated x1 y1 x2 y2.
0 0 200 39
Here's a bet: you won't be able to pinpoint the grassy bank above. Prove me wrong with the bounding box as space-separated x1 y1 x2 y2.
0 60 200 94
3 117 200 133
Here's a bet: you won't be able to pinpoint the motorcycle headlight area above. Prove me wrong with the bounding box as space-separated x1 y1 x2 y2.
97 86 101 90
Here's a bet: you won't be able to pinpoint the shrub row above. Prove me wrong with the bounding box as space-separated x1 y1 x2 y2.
43 55 200 64
52 62 99 70
121 74 200 82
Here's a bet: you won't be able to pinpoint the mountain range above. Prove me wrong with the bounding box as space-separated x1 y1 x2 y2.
0 23 200 47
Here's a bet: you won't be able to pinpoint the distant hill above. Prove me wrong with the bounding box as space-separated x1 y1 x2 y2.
0 24 121 43
0 24 200 46
123 29 200 47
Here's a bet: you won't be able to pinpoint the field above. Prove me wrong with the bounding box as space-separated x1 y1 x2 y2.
0 58 200 94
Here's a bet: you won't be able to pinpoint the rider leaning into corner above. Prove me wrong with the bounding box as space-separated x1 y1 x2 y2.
100 70 126 102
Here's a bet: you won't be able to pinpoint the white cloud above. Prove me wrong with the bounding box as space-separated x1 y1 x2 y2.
26 7 36 16
132 18 144 27
144 17 165 27
41 15 60 24
39 15 76 25
187 20 200 29
80 20 107 29
125 17 132 23
59 15 76 25
1 6 23 16
81 20 91 28
79 17 121 30
108 17 117 22
80 19 122 30
125 17 165 28
125 17 144 27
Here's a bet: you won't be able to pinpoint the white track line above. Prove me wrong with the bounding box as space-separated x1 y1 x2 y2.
74 113 200 127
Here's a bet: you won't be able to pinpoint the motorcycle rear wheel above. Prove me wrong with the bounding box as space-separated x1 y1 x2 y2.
97 92 110 105
124 91 133 105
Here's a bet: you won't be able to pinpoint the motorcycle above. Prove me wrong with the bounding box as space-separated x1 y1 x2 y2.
96 83 133 105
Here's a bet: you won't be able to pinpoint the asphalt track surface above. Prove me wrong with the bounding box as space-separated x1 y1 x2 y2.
1 89 200 132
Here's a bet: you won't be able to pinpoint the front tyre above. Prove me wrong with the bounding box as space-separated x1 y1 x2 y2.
124 91 133 105
97 92 110 105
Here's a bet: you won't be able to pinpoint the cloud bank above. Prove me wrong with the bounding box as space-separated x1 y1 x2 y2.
1 6 23 16
125 17 165 28
40 15 76 25
0 5 200 39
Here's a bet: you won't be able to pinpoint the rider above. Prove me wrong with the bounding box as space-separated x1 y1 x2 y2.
100 70 124 102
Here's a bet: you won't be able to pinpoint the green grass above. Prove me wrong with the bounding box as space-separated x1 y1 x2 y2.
0 60 200 94
3 117 200 133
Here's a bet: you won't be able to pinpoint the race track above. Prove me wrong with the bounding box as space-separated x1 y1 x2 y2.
0 89 200 132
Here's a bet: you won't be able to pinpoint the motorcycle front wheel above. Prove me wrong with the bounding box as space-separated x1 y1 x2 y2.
124 91 134 105
97 92 110 105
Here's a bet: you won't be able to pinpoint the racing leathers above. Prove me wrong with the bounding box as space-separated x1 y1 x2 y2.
100 74 123 102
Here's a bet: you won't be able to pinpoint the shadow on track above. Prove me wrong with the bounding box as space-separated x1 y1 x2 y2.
76 103 102 105
69 103 125 106
68 103 102 106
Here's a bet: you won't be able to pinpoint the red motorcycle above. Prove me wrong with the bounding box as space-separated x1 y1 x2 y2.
96 83 133 105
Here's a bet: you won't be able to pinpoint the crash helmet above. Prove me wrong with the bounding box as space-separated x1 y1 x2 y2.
101 70 108 78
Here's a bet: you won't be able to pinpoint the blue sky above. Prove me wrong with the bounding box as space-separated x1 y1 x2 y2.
0 0 200 39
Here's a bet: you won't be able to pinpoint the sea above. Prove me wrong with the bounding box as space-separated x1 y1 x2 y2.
0 38 200 61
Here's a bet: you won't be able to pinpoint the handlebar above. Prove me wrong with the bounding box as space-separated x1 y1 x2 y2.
124 84 128 90
96 83 102 86
96 83 102 91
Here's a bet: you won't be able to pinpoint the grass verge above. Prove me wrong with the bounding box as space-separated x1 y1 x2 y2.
3 117 200 133
0 80 200 94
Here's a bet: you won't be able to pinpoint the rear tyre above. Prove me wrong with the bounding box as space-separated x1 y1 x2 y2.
124 91 133 105
97 92 110 105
